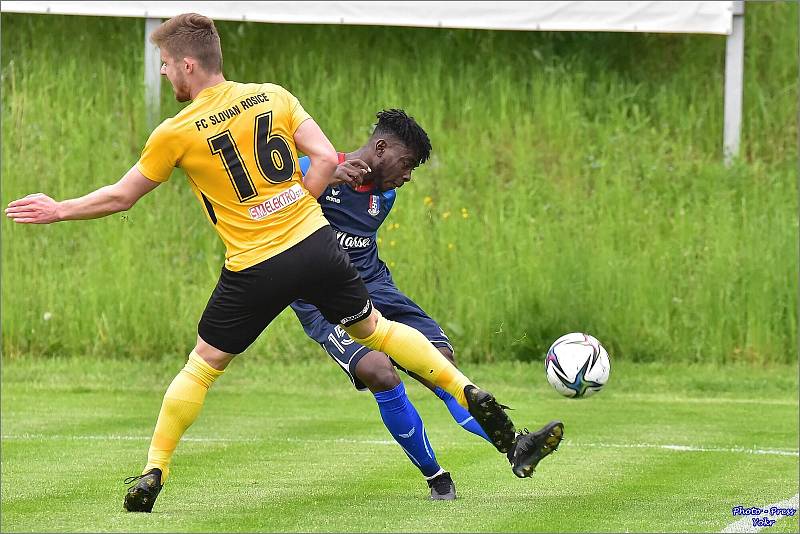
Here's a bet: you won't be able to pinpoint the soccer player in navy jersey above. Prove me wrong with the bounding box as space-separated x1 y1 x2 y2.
291 109 564 500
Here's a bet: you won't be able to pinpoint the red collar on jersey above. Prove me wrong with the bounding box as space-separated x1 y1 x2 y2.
338 152 376 193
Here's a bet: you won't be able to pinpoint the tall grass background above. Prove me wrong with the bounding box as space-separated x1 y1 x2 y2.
1 4 797 364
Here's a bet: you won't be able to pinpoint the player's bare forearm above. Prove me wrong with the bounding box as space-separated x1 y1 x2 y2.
300 149 338 199
294 119 338 198
303 167 335 199
6 187 129 224
60 184 138 220
5 166 159 224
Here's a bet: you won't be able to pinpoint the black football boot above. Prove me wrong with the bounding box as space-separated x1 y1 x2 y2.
123 468 163 513
464 386 517 453
506 421 564 478
427 471 457 500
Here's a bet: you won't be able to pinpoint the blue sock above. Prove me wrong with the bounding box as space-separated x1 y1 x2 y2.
374 382 441 478
434 386 492 444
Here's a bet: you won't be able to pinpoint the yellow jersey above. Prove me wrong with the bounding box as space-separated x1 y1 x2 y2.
136 81 329 271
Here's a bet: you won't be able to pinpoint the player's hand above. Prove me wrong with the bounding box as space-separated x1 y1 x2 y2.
5 193 61 224
331 159 371 187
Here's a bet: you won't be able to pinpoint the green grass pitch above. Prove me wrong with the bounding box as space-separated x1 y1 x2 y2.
1 356 797 532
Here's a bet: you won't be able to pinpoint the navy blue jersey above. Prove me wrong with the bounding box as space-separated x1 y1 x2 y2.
292 154 399 343
299 154 397 283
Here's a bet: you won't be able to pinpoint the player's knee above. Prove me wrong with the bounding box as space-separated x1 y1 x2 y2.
355 351 401 392
343 309 379 340
194 336 234 370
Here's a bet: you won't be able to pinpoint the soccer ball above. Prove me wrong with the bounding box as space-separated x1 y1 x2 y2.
545 332 611 398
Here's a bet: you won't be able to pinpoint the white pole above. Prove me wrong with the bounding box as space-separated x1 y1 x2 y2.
144 17 161 129
723 1 745 166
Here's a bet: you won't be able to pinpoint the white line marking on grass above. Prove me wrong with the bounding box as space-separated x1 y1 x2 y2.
721 493 798 533
0 433 257 443
0 434 398 445
574 442 800 457
3 434 798 456
613 395 799 407
284 437 398 445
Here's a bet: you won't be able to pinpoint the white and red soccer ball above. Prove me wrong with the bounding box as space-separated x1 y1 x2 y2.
545 332 611 398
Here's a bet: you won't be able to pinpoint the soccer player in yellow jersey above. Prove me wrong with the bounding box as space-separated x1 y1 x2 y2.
5 13 563 512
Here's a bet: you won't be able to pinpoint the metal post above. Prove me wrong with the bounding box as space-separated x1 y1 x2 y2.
723 1 745 166
144 17 161 129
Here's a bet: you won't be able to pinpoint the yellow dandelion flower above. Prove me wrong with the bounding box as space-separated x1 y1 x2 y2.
442 212 451 219
390 261 396 267
393 223 400 229
423 196 433 206
390 240 396 247
448 243 455 250
462 212 469 219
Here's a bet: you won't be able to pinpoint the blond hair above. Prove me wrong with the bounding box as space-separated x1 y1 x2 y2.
150 13 223 73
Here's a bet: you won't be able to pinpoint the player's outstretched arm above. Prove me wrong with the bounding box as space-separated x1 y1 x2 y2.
5 166 160 224
293 119 339 198
298 157 371 198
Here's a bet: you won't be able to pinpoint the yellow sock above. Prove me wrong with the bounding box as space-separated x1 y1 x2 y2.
347 316 473 408
143 351 224 482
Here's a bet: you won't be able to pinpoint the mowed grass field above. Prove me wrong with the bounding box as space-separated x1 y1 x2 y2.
2 357 797 532
1 6 798 532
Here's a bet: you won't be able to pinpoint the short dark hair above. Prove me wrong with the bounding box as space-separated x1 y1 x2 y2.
150 13 223 74
372 109 432 166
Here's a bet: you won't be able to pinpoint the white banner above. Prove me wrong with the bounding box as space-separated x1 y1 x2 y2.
1 1 734 35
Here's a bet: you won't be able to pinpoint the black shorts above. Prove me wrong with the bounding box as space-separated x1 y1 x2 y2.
198 226 372 354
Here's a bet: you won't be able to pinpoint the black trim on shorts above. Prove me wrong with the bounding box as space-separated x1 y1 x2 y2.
339 299 373 327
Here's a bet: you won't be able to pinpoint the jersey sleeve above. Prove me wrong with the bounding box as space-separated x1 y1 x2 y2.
280 86 312 133
135 121 181 183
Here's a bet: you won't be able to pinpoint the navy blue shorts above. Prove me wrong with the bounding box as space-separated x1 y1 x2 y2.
293 279 452 390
